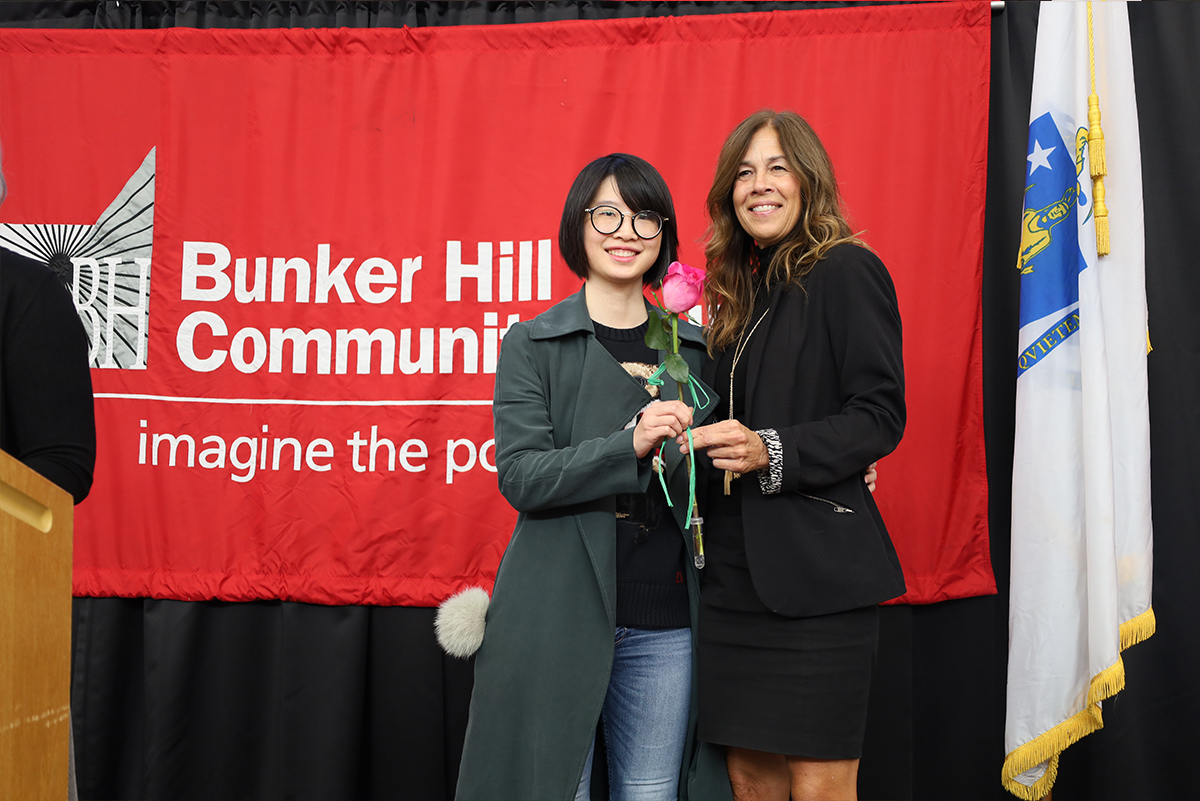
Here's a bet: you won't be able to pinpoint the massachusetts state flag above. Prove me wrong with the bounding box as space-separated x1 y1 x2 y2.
1003 3 1154 798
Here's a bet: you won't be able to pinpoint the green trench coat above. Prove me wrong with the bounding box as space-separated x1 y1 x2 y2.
455 288 733 801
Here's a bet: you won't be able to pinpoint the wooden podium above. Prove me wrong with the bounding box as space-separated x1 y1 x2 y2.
0 448 72 800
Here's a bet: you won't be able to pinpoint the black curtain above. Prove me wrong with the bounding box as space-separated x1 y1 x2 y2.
0 0 915 30
70 598 477 800
3 2 1197 799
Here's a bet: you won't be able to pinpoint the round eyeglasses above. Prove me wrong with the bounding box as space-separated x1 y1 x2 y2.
584 206 667 239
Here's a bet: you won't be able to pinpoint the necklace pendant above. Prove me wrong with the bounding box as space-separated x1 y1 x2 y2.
723 469 734 496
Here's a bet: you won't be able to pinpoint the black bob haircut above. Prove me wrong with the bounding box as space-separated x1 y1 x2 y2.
558 153 679 286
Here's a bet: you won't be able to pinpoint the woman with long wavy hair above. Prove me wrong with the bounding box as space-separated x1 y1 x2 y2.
683 110 906 801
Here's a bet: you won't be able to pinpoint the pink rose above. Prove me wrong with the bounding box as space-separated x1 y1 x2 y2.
660 261 705 313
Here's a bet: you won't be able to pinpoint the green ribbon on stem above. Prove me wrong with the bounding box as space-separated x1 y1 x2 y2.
645 365 712 568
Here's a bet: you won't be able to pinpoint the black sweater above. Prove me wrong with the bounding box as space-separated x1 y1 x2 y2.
0 249 96 503
593 319 689 629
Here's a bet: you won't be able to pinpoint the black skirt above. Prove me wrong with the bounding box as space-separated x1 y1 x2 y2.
696 513 880 759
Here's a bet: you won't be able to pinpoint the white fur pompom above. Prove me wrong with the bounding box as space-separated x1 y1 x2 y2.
435 586 490 658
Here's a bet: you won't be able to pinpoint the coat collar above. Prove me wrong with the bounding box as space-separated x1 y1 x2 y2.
530 287 715 474
527 285 594 340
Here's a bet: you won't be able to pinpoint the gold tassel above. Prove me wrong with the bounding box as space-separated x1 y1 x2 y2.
1087 94 1107 178
1092 173 1110 256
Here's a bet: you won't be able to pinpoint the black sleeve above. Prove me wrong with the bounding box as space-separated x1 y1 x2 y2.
776 246 906 491
1 257 97 503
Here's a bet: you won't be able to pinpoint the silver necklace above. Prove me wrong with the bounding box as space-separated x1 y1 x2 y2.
724 299 771 495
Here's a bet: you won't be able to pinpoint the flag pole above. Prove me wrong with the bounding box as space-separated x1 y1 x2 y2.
1087 2 1110 256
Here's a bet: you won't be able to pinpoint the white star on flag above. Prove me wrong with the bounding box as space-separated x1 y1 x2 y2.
1027 140 1056 175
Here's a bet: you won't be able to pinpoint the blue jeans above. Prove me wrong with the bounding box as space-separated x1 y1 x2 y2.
574 626 692 801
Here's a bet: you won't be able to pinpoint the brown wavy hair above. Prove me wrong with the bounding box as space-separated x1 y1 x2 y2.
703 110 863 352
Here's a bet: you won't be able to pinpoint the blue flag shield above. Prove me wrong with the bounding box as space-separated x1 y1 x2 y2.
1017 112 1088 333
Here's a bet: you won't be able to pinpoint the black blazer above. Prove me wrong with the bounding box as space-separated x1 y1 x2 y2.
703 243 906 617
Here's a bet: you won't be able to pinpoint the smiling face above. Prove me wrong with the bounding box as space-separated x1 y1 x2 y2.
583 175 662 289
732 126 803 247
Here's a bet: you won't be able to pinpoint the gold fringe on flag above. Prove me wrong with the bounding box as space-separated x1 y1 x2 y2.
1120 606 1156 651
1088 2 1110 256
1001 607 1156 800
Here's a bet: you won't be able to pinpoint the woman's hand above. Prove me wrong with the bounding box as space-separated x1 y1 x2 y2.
633 401 694 460
682 420 768 474
865 461 878 493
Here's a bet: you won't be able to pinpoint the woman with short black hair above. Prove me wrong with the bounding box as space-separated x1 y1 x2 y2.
454 153 729 801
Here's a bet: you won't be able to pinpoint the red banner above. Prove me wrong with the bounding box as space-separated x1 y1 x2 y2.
0 2 992 606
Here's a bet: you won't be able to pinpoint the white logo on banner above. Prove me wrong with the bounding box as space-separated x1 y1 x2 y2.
0 148 155 370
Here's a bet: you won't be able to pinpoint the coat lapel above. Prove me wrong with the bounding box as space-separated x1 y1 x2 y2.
744 281 785 424
570 337 656 445
540 288 720 599
529 287 650 443
567 337 651 628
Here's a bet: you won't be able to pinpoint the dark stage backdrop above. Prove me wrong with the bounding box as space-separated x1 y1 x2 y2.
0 2 1195 800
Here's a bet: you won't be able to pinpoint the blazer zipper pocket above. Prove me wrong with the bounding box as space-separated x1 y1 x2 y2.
799 493 855 514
